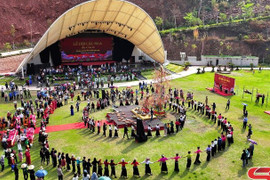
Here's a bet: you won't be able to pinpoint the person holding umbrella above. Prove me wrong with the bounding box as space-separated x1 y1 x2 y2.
35 167 48 180
21 163 28 180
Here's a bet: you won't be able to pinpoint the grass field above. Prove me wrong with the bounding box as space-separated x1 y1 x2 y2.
1 70 270 180
141 70 155 79
165 63 184 73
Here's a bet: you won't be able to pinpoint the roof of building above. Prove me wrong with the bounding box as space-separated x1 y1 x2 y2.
16 0 165 72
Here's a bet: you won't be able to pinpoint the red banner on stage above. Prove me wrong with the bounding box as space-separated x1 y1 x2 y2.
60 37 113 62
214 73 235 93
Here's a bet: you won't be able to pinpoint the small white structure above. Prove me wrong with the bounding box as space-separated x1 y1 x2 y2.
185 55 259 67
131 47 167 63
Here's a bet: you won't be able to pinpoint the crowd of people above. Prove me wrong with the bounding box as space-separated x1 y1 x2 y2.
0 71 258 179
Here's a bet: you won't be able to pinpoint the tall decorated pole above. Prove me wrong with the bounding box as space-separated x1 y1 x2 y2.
142 65 170 116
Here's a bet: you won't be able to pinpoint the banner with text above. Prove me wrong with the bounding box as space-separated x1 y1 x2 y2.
60 37 113 62
214 73 235 92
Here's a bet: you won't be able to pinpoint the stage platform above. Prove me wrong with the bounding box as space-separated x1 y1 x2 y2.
206 87 233 97
106 105 164 132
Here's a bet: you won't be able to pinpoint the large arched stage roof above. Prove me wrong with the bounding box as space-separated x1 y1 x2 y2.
16 0 165 72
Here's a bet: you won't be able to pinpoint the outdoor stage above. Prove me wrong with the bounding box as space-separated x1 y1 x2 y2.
206 87 234 96
106 105 164 132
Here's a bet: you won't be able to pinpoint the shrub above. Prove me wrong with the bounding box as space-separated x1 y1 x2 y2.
243 35 249 40
4 42 12 51
250 63 254 70
191 44 197 49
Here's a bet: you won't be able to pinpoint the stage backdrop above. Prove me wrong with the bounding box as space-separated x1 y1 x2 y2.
214 73 235 92
60 37 113 62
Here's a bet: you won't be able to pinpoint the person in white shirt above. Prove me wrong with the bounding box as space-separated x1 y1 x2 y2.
141 158 153 175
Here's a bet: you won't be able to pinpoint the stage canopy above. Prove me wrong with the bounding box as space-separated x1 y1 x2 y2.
16 0 165 72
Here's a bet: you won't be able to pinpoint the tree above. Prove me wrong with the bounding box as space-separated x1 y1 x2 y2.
198 0 203 18
219 13 227 22
142 67 169 113
191 44 197 50
10 24 16 49
171 3 181 28
241 1 254 18
183 12 203 26
155 16 163 30
4 42 12 51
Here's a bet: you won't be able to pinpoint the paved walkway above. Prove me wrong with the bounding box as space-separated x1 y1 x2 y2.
1 66 270 91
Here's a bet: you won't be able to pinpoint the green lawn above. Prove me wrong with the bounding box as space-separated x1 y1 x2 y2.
141 70 155 79
1 70 270 180
165 63 184 73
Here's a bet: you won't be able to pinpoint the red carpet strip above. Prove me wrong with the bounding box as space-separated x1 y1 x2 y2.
34 120 114 134
1 120 114 135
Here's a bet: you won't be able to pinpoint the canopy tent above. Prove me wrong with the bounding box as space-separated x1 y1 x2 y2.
16 0 165 73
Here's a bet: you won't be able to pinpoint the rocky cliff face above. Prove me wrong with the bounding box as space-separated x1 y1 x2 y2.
0 0 190 45
1 0 270 62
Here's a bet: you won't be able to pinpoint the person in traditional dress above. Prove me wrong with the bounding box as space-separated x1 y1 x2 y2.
21 164 28 180
103 159 110 177
206 145 212 161
86 158 91 174
184 151 192 170
0 155 5 172
14 163 19 180
97 121 100 135
114 126 118 137
131 125 135 138
109 125 112 138
92 158 98 173
103 123 107 137
131 159 140 177
28 165 35 180
194 147 202 165
70 105 74 116
171 153 181 172
25 149 31 165
155 124 160 136
66 153 71 172
123 125 129 139
118 158 128 178
110 159 117 178
76 157 82 177
147 125 152 137
18 150 23 162
157 155 169 173
141 158 153 176
97 159 103 176
71 155 76 173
